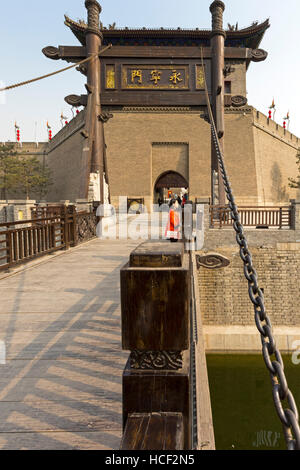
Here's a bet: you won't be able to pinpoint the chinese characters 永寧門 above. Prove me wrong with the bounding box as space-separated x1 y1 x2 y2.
125 66 188 89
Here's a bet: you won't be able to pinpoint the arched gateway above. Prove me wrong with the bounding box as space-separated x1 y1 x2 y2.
154 171 188 205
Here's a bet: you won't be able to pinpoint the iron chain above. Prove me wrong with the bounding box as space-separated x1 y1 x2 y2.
212 124 300 450
200 47 300 450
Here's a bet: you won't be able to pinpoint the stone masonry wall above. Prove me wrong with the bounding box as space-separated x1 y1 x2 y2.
198 245 300 327
197 200 300 352
46 111 86 202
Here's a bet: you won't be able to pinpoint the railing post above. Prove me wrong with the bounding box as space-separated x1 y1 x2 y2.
6 230 13 267
219 206 223 229
290 200 300 231
279 207 283 229
69 205 77 247
120 241 191 450
62 205 70 250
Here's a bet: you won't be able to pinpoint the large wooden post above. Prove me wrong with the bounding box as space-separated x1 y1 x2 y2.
84 0 104 203
120 241 191 450
210 0 226 206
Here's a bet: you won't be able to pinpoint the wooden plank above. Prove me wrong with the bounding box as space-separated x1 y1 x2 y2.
101 91 208 106
0 237 142 449
0 430 119 450
191 253 215 450
120 413 149 450
120 412 184 450
140 413 165 450
98 45 248 59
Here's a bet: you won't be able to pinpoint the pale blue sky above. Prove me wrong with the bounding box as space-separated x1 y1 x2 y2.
0 0 299 142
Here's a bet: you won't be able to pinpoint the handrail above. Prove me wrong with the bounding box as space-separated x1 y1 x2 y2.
0 209 97 272
210 205 291 229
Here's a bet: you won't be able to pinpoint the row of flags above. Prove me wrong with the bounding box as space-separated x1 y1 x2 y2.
14 110 81 143
13 103 291 142
268 99 290 129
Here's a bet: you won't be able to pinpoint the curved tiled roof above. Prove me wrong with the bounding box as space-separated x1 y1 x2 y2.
64 15 269 49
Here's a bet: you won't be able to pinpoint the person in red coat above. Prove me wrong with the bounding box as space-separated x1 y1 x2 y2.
165 199 181 242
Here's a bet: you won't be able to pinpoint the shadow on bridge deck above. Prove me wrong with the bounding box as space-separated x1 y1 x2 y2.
0 236 139 450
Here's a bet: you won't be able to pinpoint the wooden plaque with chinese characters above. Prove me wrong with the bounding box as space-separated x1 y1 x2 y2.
100 53 211 106
122 65 189 90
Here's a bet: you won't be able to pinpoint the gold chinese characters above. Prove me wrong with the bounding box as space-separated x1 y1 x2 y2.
150 70 162 85
169 70 182 85
131 70 142 84
123 65 189 89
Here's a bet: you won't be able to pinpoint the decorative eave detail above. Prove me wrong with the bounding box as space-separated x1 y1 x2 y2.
42 45 87 63
64 15 88 46
42 46 60 60
250 48 268 62
230 95 248 107
64 18 270 49
64 94 88 107
98 112 113 123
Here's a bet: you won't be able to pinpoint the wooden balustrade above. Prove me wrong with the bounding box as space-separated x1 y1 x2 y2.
210 205 292 229
0 206 98 272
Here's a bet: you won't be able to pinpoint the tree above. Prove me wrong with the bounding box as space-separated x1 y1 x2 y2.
289 148 300 189
0 144 52 200
14 157 53 200
0 143 19 199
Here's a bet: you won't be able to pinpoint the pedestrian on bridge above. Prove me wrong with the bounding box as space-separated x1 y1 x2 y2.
165 198 181 242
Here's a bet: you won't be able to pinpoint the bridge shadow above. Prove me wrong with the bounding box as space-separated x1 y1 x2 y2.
0 244 135 450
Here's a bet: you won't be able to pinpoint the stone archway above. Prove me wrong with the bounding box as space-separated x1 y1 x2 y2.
154 171 189 205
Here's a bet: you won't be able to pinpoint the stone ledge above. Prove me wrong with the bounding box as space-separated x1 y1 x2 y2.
203 325 300 353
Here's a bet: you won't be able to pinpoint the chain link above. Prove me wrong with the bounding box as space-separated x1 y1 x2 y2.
200 48 300 450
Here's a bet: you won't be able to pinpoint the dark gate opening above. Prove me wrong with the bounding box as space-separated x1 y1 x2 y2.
154 171 189 206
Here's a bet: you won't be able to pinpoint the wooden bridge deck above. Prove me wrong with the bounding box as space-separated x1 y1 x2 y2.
0 236 139 450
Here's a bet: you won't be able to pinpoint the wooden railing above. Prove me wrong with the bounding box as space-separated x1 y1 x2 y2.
210 205 292 229
0 206 97 272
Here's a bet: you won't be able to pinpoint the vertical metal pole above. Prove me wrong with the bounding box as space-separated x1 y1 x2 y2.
210 1 226 206
85 0 104 204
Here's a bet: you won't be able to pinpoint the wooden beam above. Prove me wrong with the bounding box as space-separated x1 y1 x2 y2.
47 45 250 61
100 91 210 106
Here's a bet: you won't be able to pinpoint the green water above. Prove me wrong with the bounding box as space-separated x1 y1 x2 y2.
206 354 300 450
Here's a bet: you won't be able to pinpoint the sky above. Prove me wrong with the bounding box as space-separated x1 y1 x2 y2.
0 0 299 142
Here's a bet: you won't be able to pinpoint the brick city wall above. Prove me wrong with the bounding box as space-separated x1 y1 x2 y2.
105 106 300 211
252 110 300 205
46 111 86 202
105 108 211 211
6 106 300 207
198 245 300 327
